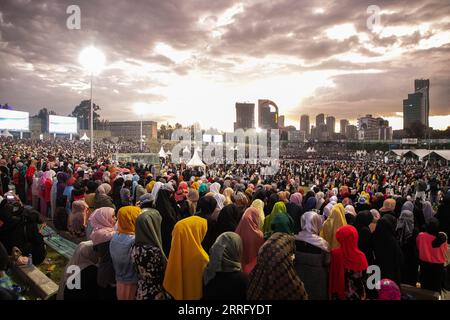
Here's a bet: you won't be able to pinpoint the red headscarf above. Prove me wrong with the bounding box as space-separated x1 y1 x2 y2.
329 225 368 299
174 181 189 202
235 207 264 273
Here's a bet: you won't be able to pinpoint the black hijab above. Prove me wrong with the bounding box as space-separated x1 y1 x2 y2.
355 210 375 265
202 204 240 253
265 193 279 216
155 189 180 256
373 214 403 285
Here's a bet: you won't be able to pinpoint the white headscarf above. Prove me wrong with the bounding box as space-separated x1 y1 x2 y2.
151 181 164 203
210 182 225 209
296 211 329 252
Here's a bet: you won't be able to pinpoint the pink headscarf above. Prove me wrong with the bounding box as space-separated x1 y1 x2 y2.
89 207 116 245
290 192 303 206
235 207 265 274
175 181 189 202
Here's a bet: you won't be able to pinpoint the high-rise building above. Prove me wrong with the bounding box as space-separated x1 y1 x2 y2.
300 115 310 135
326 116 335 135
278 115 285 128
234 102 255 130
340 119 349 135
345 124 358 140
316 113 325 126
403 79 430 129
357 114 392 141
258 99 279 129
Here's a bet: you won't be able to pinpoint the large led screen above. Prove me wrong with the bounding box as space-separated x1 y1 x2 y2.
0 109 29 131
49 115 78 134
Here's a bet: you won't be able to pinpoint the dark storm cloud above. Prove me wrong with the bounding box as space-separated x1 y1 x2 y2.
0 0 449 127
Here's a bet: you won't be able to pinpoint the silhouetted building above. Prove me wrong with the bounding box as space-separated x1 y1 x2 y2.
234 102 255 130
345 124 358 140
326 116 335 135
340 119 349 135
258 99 279 129
316 113 325 126
300 115 310 135
357 115 392 141
403 79 430 129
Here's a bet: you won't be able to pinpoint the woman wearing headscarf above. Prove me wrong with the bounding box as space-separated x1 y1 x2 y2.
315 192 325 211
163 216 209 300
25 160 36 204
155 188 180 256
150 181 163 203
209 182 225 210
287 193 303 234
179 188 199 219
329 225 368 300
68 200 88 237
396 203 419 286
39 171 53 218
222 187 234 206
264 193 279 216
321 203 347 250
235 207 264 274
416 218 448 292
247 232 308 300
295 211 330 300
203 232 248 300
93 183 114 210
202 204 241 253
112 177 124 210
31 171 42 211
250 199 265 228
422 201 435 225
89 207 117 300
234 191 249 218
268 212 295 238
435 191 450 243
109 206 141 300
262 201 288 234
354 210 375 266
174 181 189 204
84 181 98 225
373 215 403 285
131 209 169 300
198 182 208 197
344 205 357 225
57 241 99 300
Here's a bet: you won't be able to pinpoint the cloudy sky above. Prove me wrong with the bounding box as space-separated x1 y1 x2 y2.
1 0 449 131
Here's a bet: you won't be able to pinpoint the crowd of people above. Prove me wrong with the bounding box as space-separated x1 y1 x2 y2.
0 137 450 300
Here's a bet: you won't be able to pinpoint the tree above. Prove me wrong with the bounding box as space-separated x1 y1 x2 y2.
159 124 167 140
175 123 183 130
35 108 56 133
70 100 101 130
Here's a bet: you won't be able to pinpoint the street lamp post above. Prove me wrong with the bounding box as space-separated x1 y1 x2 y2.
133 102 149 153
79 46 106 158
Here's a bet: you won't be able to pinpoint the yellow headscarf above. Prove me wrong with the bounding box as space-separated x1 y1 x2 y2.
251 199 265 228
163 216 209 300
262 201 287 234
146 180 156 193
320 203 347 249
191 181 200 190
117 206 141 235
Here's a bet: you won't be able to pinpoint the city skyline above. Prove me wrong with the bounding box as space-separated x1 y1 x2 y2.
1 0 450 131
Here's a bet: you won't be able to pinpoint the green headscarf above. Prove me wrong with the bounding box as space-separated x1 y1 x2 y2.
264 212 294 239
203 232 242 285
198 183 208 194
262 201 287 234
134 209 166 261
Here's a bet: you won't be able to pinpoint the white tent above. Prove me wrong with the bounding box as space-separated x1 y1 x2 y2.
0 129 13 137
187 150 206 169
306 147 316 153
80 133 90 141
158 146 167 158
